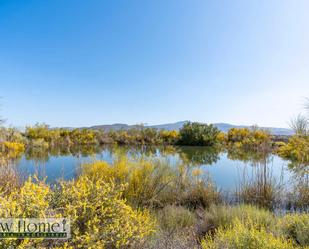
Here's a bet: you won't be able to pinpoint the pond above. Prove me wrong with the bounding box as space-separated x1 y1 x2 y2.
12 145 295 193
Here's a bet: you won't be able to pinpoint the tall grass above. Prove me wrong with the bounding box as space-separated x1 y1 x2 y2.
236 162 284 210
79 157 222 209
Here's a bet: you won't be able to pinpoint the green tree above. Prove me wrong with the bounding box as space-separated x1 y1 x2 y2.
177 122 220 146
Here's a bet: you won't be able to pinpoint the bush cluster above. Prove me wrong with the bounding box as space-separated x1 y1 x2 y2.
226 127 272 150
277 135 309 167
0 174 155 248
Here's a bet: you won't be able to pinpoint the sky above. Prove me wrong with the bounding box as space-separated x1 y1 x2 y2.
0 0 308 128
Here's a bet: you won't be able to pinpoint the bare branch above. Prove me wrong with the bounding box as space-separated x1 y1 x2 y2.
289 114 308 136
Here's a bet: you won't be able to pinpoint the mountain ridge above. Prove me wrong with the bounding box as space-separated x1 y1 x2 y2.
88 121 294 136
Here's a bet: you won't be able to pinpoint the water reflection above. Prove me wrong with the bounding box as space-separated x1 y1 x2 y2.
177 146 221 166
2 144 308 210
226 147 271 164
5 146 297 192
21 145 222 164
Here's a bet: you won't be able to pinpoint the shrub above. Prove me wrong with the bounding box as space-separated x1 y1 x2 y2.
0 177 50 218
180 178 221 209
159 130 179 144
277 213 309 247
227 127 272 151
2 141 25 158
81 157 221 209
287 177 309 210
25 124 98 146
201 219 295 249
0 172 156 248
227 128 250 143
197 205 275 238
216 132 226 144
126 160 176 208
0 165 21 194
178 122 220 146
81 158 176 208
277 135 309 166
0 177 50 248
55 176 156 248
157 205 196 233
31 138 49 149
81 159 129 184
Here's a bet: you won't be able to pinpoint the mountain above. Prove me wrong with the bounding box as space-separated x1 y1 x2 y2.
213 123 293 136
88 121 294 136
90 123 138 131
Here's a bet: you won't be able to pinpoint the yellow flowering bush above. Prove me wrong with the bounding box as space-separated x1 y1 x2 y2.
159 130 179 144
0 177 50 218
277 213 309 247
201 219 295 249
81 159 129 184
1 141 25 158
55 176 156 248
216 132 226 144
0 177 50 248
0 171 156 248
277 135 309 166
227 128 271 150
81 159 176 208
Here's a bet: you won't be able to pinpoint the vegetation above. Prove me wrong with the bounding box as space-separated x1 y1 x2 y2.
80 158 221 209
278 135 309 166
0 122 280 159
201 219 295 249
200 205 309 249
0 168 155 248
277 213 309 247
277 99 309 167
107 127 179 145
54 176 155 248
199 204 276 232
226 127 272 151
0 148 308 248
0 102 309 247
290 115 308 136
177 122 220 146
25 124 98 147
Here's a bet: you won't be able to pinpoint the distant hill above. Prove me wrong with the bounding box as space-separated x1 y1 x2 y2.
212 123 293 136
88 121 294 136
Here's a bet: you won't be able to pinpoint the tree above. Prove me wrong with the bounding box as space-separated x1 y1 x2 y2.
289 114 308 136
289 98 309 136
177 122 220 146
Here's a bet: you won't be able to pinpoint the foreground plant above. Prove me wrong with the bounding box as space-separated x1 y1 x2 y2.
201 219 296 249
277 135 309 167
54 175 156 248
0 172 156 248
277 213 309 247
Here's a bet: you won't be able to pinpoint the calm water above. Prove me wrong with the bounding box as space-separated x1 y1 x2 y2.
13 145 294 192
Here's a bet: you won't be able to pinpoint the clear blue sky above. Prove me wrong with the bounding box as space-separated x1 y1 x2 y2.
1 0 308 128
